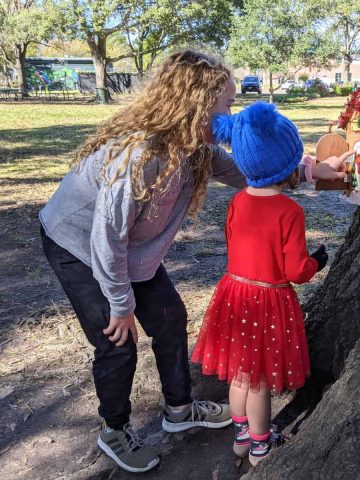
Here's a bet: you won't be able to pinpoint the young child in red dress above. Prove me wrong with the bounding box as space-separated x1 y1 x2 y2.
191 102 328 465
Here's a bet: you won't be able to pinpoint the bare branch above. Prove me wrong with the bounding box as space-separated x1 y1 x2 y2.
107 41 171 64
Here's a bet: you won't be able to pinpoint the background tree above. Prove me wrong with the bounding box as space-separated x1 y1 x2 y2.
35 39 92 58
0 6 12 86
326 0 360 83
62 0 134 104
227 0 338 102
0 0 62 96
63 0 233 102
116 0 233 77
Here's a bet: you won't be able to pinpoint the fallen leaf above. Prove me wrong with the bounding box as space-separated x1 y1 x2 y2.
35 435 54 444
0 385 15 400
212 468 220 480
62 387 70 397
23 412 32 422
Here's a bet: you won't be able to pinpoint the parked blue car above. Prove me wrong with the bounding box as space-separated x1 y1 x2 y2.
241 75 262 95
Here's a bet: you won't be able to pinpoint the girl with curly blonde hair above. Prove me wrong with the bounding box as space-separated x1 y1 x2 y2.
40 50 347 473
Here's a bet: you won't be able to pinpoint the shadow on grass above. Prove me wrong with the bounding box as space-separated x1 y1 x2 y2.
0 201 66 342
0 124 97 161
0 176 64 186
280 102 344 111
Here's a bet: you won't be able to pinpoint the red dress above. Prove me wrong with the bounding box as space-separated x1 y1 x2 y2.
191 190 318 392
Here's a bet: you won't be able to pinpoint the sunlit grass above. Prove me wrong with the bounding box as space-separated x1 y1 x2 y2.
0 96 347 207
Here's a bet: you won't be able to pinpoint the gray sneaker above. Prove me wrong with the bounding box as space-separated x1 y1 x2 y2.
97 422 159 473
162 399 232 433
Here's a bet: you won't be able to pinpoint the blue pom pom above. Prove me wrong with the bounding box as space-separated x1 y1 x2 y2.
212 114 234 144
241 102 280 136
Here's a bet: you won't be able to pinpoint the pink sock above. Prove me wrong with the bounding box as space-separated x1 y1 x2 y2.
250 431 270 441
232 415 248 423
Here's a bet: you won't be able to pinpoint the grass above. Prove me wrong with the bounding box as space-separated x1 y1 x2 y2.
0 103 120 206
0 96 345 192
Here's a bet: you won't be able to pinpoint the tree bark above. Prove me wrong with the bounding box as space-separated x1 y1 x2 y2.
243 207 360 478
305 207 360 383
15 43 29 97
134 38 144 77
243 339 360 480
268 72 274 103
94 57 110 104
343 18 351 84
87 33 111 104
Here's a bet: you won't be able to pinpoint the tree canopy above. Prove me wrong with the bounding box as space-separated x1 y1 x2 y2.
227 0 339 101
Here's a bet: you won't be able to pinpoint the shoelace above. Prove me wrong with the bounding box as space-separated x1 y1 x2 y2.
191 399 222 421
123 423 144 450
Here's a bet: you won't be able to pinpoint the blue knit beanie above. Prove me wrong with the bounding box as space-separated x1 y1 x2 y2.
212 102 303 187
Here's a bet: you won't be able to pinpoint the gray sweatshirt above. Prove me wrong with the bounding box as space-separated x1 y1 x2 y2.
40 144 247 317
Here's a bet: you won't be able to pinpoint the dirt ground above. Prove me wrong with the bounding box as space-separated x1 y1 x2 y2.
0 173 356 480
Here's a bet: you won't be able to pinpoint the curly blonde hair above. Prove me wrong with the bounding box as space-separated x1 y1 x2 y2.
73 50 231 216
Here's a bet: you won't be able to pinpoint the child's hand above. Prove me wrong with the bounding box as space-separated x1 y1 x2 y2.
103 313 138 346
310 245 328 272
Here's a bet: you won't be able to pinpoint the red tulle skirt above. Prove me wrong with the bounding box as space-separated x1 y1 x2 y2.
191 273 310 393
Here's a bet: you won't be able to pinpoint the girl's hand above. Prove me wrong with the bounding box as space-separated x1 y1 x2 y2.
312 151 356 180
310 245 328 272
103 313 139 346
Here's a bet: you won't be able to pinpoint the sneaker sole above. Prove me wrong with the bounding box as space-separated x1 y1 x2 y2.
249 451 270 467
97 437 159 473
233 442 250 458
162 417 232 433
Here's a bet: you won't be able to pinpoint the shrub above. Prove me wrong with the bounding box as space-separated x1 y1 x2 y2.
275 90 321 104
299 74 309 83
334 84 353 96
285 96 309 103
288 86 307 95
307 85 328 97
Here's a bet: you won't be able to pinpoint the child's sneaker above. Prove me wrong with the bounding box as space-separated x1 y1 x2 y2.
248 432 272 466
97 422 159 473
248 424 285 465
232 416 250 457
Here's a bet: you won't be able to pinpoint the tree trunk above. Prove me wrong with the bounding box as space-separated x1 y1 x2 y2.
343 53 351 84
243 207 360 479
5 70 11 87
94 58 110 104
134 40 145 77
269 71 274 103
343 18 351 84
243 340 360 479
15 44 29 98
1 65 11 87
87 33 111 104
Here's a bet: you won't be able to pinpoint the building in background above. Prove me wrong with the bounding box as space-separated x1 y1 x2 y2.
18 57 136 94
24 57 111 91
234 56 360 88
296 56 360 85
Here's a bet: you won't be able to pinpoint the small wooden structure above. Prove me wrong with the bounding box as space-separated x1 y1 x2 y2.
316 88 360 192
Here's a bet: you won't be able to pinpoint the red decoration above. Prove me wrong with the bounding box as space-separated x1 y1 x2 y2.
338 88 360 129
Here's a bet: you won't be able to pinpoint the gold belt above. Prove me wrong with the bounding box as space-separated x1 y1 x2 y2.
228 273 290 289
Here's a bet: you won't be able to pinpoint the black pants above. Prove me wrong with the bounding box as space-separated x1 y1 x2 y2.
41 226 192 428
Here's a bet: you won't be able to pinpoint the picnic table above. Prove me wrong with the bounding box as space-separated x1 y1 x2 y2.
0 88 20 100
0 87 78 101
